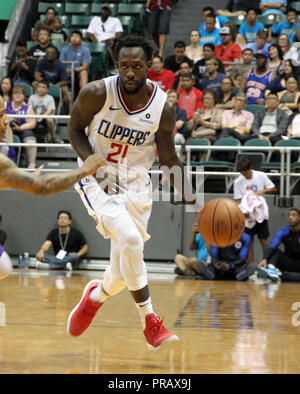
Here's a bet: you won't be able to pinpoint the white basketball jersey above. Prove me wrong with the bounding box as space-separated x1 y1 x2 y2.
82 75 167 172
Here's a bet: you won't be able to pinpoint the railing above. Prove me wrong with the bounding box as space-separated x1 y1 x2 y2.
3 114 300 201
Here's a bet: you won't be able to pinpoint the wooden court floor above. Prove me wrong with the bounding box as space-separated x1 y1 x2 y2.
1 269 300 374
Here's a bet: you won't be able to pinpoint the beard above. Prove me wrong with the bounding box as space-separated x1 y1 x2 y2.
120 75 146 95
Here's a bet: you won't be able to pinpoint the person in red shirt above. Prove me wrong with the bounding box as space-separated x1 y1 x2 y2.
177 73 204 119
214 26 242 69
147 55 175 91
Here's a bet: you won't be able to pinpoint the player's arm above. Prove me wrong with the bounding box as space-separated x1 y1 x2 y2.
0 153 105 195
67 80 106 161
155 102 197 207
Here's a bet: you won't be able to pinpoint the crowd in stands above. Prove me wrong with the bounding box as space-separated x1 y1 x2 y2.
1 1 300 170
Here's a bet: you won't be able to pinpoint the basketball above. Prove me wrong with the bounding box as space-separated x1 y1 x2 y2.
197 198 245 247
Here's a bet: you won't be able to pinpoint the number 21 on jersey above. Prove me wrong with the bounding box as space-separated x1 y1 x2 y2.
107 142 129 164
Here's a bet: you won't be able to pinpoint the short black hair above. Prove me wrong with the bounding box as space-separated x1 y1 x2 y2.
236 157 252 172
38 80 49 88
45 7 56 15
114 35 153 62
17 39 27 47
203 43 215 51
152 54 163 63
289 208 300 216
71 30 83 39
174 40 186 49
57 210 72 220
181 72 195 80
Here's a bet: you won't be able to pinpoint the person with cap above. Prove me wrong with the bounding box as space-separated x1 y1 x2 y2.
214 26 242 70
86 3 123 62
240 51 274 105
257 208 300 282
244 28 270 55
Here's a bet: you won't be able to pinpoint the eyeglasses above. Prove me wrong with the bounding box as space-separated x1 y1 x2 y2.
102 24 105 32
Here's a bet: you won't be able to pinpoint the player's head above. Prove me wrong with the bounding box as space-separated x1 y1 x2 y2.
114 35 153 95
288 208 300 227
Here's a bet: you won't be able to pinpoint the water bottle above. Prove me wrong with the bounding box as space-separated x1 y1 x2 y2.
18 254 24 269
23 252 30 269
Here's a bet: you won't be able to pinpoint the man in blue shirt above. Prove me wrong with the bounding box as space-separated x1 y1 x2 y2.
198 58 226 93
259 0 287 16
269 8 300 43
238 9 265 45
199 14 221 47
245 28 270 55
35 46 72 113
59 30 92 91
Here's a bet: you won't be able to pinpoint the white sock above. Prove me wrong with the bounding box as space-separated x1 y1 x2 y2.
90 282 109 304
135 297 154 330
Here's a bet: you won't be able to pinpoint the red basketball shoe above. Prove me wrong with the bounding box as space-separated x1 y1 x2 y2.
144 313 179 351
67 279 102 336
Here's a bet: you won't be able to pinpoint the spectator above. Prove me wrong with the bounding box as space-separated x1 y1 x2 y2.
277 76 300 115
257 208 300 282
234 156 277 262
219 92 254 143
147 55 175 91
28 28 54 62
198 232 257 281
188 89 222 144
6 86 37 168
268 59 300 93
214 26 242 69
164 40 193 78
177 73 203 120
174 223 208 277
173 61 193 90
0 214 7 246
34 46 72 114
166 89 188 144
245 28 270 55
251 92 289 145
86 3 123 63
217 0 260 16
0 77 13 103
198 58 226 93
146 0 172 58
193 43 225 84
287 96 300 141
276 34 299 66
185 30 202 63
240 52 274 105
59 30 91 91
35 210 88 271
0 96 16 163
28 80 62 143
199 14 221 48
216 76 236 110
269 9 300 44
230 48 254 88
50 17 68 46
268 44 284 74
32 6 56 42
8 40 35 86
259 0 287 16
238 9 265 46
200 6 229 30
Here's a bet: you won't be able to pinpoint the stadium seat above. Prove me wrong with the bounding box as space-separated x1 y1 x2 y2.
244 104 265 115
117 3 145 33
119 15 134 36
226 14 245 26
243 138 272 163
70 15 92 28
48 84 63 115
13 82 33 98
85 42 109 78
185 138 211 165
64 3 91 15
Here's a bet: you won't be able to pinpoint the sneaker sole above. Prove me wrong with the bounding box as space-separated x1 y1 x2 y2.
146 334 179 352
257 268 279 282
66 279 100 336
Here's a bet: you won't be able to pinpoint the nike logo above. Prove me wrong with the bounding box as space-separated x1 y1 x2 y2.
109 105 122 111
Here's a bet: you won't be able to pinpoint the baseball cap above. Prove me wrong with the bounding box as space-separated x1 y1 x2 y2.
101 3 112 13
219 27 231 35
254 50 268 58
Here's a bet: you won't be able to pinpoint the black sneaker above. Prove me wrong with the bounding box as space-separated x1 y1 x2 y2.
236 262 258 281
198 261 215 280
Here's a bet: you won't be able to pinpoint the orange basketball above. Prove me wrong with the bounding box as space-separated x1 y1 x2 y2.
197 198 245 247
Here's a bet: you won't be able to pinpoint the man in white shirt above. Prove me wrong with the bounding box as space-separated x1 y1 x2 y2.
86 4 123 62
234 157 277 262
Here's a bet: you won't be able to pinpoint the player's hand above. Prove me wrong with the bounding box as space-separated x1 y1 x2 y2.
82 154 106 176
36 250 45 261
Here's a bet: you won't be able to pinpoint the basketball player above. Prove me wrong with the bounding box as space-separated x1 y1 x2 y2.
66 36 199 351
0 96 105 279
